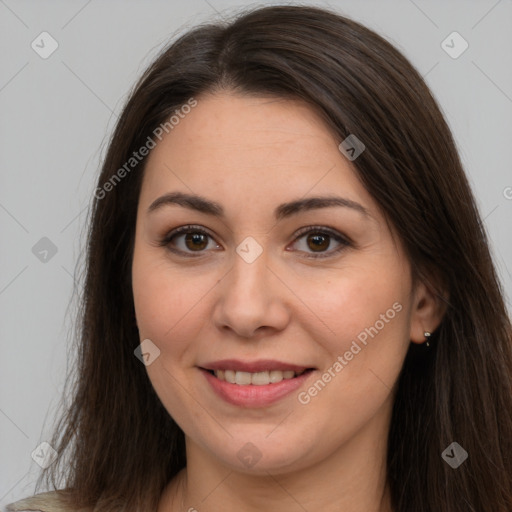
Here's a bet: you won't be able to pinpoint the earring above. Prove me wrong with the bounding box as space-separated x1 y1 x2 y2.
424 331 431 347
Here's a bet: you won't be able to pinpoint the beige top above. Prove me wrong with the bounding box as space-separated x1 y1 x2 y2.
5 491 90 512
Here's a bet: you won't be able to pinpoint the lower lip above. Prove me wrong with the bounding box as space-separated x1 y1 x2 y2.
201 369 314 407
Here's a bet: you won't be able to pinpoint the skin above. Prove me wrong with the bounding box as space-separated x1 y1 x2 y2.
131 91 444 512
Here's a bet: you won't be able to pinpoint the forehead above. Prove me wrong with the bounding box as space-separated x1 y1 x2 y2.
139 91 374 217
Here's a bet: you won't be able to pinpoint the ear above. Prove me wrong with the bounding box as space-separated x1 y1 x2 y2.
409 279 447 344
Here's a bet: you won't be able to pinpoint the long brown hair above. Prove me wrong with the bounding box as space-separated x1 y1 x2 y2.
33 5 512 511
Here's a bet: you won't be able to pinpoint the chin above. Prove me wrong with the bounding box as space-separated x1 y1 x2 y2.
197 427 326 476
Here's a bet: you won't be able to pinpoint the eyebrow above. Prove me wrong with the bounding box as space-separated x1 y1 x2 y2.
147 191 370 221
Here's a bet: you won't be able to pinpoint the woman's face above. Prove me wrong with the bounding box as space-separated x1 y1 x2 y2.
132 91 432 474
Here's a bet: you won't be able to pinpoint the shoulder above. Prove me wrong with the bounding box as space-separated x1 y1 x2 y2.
5 490 92 512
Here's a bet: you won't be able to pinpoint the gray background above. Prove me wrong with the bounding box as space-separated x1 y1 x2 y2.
1 0 511 506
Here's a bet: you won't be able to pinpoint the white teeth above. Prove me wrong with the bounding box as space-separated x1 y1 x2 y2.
269 370 283 383
224 370 236 384
213 369 304 385
252 371 271 385
235 371 252 385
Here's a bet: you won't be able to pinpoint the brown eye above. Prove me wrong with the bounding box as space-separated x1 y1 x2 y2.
184 232 209 251
291 226 351 259
160 225 220 256
306 233 330 252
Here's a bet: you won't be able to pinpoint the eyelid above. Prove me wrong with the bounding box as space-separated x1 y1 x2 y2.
159 224 352 258
292 225 353 244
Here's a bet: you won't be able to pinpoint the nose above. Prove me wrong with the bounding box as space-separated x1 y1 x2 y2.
211 244 290 339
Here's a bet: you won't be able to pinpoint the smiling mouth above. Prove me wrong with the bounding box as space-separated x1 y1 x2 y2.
204 368 314 385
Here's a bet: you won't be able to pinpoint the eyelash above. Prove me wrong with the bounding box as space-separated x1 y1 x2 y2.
158 224 352 259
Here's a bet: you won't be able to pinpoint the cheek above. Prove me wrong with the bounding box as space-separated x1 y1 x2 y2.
292 279 410 450
131 250 216 429
290 261 412 432
293 257 410 356
299 265 411 412
132 249 219 358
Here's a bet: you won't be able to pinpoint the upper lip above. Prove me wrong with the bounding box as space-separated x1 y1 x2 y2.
200 359 313 373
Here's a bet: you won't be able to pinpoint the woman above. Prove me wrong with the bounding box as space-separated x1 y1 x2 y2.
7 4 512 512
